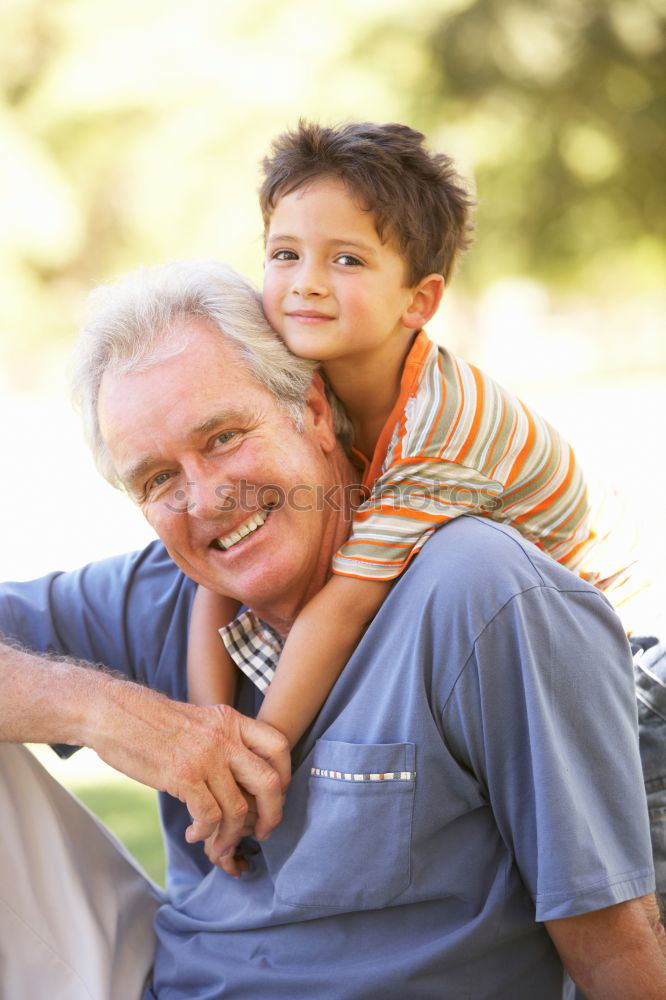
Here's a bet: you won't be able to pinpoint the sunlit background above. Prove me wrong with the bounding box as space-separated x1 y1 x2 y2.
3 0 665 877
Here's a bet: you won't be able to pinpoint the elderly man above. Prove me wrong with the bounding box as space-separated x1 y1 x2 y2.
0 261 664 1000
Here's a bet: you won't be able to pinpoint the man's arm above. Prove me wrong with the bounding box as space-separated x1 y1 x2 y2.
0 544 290 851
546 895 666 998
441 574 659 983
0 638 290 851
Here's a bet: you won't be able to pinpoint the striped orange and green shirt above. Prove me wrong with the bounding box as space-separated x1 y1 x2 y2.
333 332 633 606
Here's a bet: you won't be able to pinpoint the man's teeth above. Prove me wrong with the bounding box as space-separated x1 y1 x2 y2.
214 508 270 551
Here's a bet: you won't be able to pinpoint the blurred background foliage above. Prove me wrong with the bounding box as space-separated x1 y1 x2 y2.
367 0 666 290
1 0 664 383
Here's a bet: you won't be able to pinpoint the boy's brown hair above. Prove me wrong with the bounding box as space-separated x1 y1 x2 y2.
259 120 474 286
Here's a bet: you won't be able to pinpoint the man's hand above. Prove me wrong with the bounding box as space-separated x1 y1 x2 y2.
546 894 666 999
90 677 291 854
1 640 291 858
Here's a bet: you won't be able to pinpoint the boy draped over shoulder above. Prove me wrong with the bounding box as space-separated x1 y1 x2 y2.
187 121 636 872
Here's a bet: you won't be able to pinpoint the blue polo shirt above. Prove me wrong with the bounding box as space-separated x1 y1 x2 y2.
0 518 655 999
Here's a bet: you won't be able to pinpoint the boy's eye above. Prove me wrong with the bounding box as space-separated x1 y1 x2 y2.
272 249 298 261
335 253 363 267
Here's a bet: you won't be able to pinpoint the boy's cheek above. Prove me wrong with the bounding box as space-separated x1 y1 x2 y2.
261 286 283 333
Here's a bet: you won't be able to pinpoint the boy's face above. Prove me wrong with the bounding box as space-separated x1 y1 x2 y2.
263 178 418 365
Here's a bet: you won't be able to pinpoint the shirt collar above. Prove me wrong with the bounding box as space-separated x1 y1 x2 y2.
361 329 434 488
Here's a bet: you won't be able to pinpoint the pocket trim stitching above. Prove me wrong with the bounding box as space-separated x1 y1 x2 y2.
310 767 416 782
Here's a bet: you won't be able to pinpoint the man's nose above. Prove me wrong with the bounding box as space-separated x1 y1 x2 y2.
179 478 233 521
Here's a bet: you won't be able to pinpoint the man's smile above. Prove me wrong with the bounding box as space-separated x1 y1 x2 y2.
210 507 273 552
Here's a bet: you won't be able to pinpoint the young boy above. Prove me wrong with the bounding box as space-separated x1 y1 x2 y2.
188 121 633 767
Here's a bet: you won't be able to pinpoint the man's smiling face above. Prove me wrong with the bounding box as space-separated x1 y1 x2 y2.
97 317 351 628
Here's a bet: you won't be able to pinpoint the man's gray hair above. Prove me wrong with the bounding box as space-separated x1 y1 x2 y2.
71 259 350 488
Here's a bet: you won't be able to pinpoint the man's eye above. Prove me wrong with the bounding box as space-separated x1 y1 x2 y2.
215 431 236 445
272 249 298 261
148 472 170 491
335 253 363 267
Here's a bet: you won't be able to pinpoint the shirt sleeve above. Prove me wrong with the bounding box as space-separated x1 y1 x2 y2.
441 584 656 921
0 540 195 698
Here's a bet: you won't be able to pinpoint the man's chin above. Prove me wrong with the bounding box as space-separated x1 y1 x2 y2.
161 550 222 594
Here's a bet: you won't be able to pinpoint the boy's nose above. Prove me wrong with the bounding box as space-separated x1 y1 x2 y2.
292 262 328 297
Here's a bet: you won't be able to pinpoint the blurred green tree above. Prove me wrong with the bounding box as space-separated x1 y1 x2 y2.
359 0 666 291
0 0 157 360
2 0 664 375
1 0 399 368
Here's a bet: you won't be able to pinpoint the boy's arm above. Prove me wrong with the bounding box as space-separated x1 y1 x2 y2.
209 574 389 878
187 586 240 706
258 574 391 748
546 895 666 998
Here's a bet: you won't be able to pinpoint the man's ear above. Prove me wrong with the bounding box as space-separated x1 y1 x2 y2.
401 274 445 331
306 372 338 453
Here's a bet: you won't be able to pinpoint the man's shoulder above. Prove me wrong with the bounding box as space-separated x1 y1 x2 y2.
385 516 626 715
407 515 548 590
396 515 602 630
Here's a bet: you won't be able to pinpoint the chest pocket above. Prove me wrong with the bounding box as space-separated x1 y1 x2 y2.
275 739 416 910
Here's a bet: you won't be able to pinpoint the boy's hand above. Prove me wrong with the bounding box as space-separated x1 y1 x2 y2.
204 792 259 877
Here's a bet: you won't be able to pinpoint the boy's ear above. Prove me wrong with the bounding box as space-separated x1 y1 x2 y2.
401 274 445 330
306 372 338 453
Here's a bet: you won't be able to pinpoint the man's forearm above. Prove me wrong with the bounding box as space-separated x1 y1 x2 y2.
0 638 291 851
546 895 666 999
0 636 202 786
0 638 110 748
643 892 666 959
